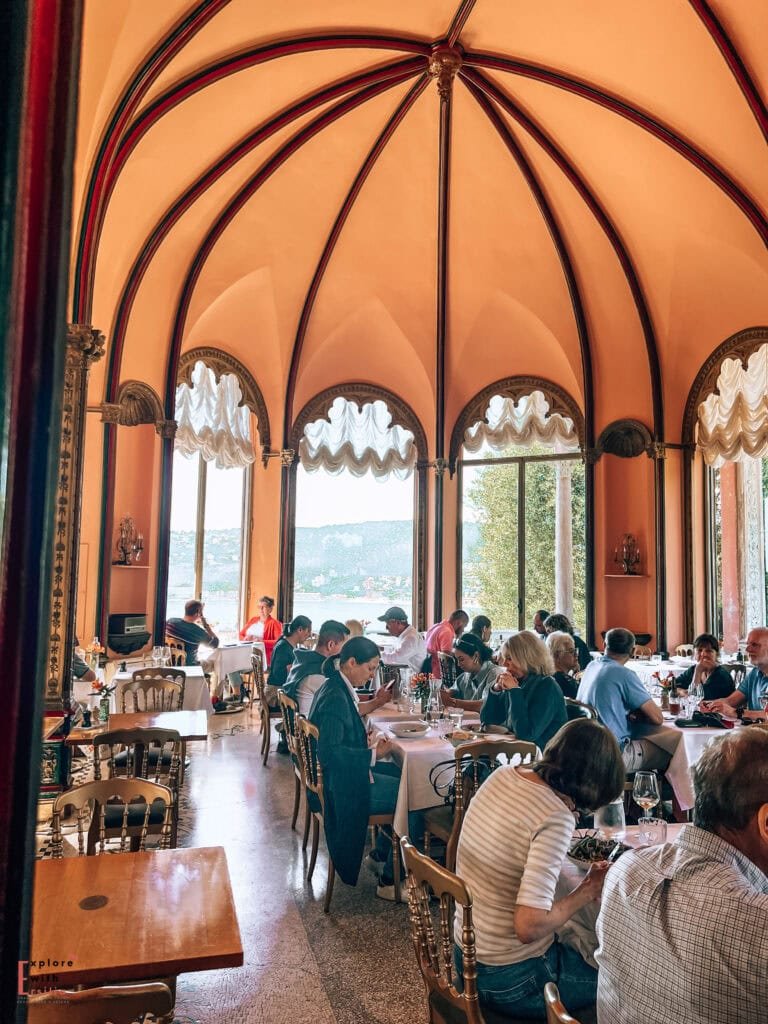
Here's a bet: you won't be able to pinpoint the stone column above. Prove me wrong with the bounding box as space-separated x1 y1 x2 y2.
44 324 105 715
555 458 574 619
737 457 766 639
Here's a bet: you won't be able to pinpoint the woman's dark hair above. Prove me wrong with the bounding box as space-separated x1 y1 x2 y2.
259 595 275 609
533 719 624 812
544 613 573 635
453 632 494 665
470 614 491 636
324 636 380 676
693 632 719 652
284 614 311 637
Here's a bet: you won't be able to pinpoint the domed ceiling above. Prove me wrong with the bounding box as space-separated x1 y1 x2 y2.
73 0 768 452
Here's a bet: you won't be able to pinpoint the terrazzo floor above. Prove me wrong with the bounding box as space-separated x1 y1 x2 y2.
170 709 427 1024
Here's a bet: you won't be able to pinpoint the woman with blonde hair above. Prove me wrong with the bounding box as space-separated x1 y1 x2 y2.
344 619 364 637
481 630 567 749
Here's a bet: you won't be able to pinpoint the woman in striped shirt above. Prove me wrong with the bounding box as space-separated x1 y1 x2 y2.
454 719 624 1019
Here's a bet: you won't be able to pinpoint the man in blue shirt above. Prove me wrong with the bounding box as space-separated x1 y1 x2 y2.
703 627 768 717
577 627 667 771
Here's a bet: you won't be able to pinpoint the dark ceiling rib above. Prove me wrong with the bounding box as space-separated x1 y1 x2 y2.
465 52 768 246
283 75 429 441
73 0 231 320
459 74 594 446
688 0 768 142
105 57 425 403
462 67 663 438
163 70 422 415
446 0 477 46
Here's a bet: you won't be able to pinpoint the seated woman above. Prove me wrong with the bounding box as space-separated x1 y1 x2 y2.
544 613 591 671
674 633 733 701
454 718 624 1019
441 633 499 713
308 636 403 902
239 595 282 666
481 630 567 749
546 630 580 699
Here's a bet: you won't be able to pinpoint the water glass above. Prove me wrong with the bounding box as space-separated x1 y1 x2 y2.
638 816 667 846
448 710 463 732
151 645 162 667
161 645 171 666
650 654 662 664
594 798 627 842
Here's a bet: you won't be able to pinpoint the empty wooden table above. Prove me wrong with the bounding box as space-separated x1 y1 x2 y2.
67 709 209 746
29 846 243 988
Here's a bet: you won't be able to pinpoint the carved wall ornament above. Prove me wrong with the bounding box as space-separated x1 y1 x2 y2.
155 419 177 440
177 346 271 459
280 448 296 467
594 419 654 460
428 45 462 99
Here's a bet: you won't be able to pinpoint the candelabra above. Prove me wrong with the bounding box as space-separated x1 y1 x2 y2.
114 516 144 565
614 533 640 575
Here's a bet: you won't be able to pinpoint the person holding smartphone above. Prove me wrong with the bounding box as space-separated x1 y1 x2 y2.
165 599 219 666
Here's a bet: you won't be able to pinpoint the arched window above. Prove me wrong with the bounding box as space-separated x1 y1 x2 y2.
685 330 768 647
453 379 586 634
169 353 267 639
289 386 427 628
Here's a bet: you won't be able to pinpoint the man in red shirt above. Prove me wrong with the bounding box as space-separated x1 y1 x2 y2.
425 609 468 676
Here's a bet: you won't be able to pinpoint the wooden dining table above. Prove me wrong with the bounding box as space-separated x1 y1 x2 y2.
66 708 209 746
29 846 243 989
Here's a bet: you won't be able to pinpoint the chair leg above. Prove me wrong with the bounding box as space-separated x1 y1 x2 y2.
302 802 311 850
323 860 336 914
307 816 320 880
262 716 270 766
391 832 401 903
291 773 301 831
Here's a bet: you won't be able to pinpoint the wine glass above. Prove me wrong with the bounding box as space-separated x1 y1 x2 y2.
151 645 162 667
632 771 661 815
594 798 626 842
161 645 172 666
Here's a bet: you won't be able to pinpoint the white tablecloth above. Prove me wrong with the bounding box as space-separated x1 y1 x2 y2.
632 719 728 810
626 658 693 687
201 641 265 679
112 665 213 715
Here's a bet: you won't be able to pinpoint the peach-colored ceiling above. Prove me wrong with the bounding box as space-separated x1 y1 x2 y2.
73 0 768 448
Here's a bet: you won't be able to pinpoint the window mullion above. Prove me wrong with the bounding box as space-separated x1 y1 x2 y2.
194 454 207 600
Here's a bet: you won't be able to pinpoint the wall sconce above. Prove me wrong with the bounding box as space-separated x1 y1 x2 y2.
114 515 144 565
614 533 640 575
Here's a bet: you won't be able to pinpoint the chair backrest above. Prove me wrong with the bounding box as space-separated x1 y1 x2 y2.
121 677 183 712
250 650 266 698
278 690 300 759
132 666 186 703
544 982 582 1024
401 837 487 1024
27 982 174 1024
565 697 599 721
297 717 323 813
51 777 173 856
164 635 186 666
674 644 694 657
92 727 182 791
633 645 652 659
728 664 747 686
438 652 458 690
446 739 538 870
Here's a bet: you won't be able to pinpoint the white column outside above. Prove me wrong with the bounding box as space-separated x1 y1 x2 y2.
555 457 574 619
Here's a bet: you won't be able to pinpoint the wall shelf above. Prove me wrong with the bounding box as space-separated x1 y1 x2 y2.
603 574 647 578
111 563 152 569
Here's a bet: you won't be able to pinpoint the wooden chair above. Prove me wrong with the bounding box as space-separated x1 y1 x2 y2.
253 651 281 764
93 727 183 846
164 635 186 666
51 777 174 856
674 644 694 657
401 837 536 1024
297 716 401 913
565 697 599 721
544 982 587 1024
121 676 183 712
632 645 652 659
438 651 458 690
423 739 538 871
277 690 304 831
27 982 174 1024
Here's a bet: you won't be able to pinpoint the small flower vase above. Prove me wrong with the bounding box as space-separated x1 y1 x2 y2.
99 695 110 723
660 689 670 712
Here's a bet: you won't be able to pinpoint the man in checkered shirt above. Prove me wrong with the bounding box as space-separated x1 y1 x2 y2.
596 728 768 1023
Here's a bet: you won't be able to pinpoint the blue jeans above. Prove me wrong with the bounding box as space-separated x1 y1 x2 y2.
454 941 596 1019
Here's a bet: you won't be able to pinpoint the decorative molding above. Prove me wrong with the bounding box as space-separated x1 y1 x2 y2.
177 346 271 459
681 326 768 446
449 376 585 472
594 419 654 460
46 325 104 710
289 383 428 459
428 45 462 99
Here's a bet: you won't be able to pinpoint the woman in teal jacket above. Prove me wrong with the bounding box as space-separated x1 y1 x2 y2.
481 629 567 750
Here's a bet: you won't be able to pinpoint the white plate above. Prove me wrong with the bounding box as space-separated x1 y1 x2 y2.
389 722 429 738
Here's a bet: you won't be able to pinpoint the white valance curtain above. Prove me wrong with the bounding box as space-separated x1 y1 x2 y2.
463 391 579 454
299 396 416 480
175 360 255 468
697 346 768 467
